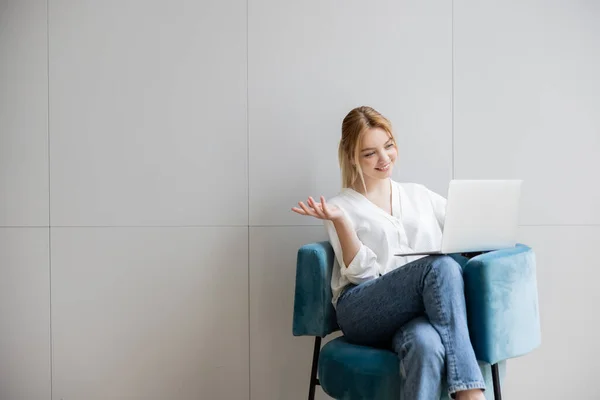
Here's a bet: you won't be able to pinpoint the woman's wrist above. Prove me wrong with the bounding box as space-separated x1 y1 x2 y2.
331 215 348 226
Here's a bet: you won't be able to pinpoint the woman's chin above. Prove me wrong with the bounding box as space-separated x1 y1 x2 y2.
368 171 393 180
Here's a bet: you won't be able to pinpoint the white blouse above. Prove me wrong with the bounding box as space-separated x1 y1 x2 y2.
324 180 447 306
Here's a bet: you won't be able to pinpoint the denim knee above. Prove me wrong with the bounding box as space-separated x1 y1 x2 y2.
411 325 444 364
430 255 463 282
396 319 445 365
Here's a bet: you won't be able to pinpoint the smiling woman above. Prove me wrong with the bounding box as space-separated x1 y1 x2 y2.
338 107 398 195
291 106 487 400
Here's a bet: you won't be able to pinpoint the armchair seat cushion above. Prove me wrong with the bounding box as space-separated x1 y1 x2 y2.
319 336 505 400
318 337 400 400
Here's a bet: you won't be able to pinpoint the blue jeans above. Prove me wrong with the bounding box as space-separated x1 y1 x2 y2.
336 255 486 399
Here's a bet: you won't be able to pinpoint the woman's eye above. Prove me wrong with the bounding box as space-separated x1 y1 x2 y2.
364 152 375 158
385 143 394 149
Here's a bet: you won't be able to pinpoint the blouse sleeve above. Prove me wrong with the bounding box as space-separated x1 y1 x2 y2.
323 210 381 285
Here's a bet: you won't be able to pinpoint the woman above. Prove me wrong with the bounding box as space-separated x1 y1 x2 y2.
292 106 486 400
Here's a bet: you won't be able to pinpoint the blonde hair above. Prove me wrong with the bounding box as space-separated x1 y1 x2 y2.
338 106 396 192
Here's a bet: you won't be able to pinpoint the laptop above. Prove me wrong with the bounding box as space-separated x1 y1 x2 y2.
394 179 522 257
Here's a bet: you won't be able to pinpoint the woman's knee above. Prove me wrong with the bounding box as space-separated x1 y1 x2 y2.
413 325 444 363
396 318 445 364
430 255 463 282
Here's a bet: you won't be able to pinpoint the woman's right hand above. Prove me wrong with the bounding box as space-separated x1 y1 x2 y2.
292 196 344 222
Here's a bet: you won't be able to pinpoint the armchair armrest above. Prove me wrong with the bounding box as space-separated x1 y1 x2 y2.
464 244 541 365
292 241 339 337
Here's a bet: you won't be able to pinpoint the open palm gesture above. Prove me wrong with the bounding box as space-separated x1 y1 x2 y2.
292 196 343 222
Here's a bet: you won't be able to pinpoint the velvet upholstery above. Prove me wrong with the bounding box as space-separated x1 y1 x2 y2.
464 244 541 364
292 241 339 337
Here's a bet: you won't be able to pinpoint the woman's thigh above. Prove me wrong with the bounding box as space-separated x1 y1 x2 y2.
336 254 465 346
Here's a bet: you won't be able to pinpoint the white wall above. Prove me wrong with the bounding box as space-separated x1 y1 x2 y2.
454 2 600 399
0 0 598 399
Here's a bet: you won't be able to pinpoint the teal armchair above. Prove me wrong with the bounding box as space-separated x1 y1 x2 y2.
293 242 540 400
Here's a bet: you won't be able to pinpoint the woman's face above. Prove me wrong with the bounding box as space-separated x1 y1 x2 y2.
357 127 397 183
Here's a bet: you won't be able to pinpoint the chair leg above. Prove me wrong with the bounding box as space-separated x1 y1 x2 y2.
308 336 322 400
491 363 502 400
